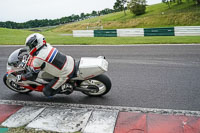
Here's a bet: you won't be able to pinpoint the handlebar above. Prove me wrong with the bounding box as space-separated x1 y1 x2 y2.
17 55 30 69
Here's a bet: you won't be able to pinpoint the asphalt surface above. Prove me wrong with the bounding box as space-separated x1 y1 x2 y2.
1 45 200 111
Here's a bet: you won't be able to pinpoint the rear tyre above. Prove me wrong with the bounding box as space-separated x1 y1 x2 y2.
80 74 112 96
3 74 32 94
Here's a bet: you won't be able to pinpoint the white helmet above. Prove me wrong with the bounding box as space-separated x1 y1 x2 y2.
25 33 46 55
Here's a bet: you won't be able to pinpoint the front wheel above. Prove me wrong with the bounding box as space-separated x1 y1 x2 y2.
80 74 112 96
3 74 32 94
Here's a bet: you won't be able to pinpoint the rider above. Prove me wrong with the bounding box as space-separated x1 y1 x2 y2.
18 33 74 97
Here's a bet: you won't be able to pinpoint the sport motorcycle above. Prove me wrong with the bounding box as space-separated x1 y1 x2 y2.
3 48 112 96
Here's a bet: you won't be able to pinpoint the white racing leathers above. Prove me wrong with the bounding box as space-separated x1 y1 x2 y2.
30 44 74 91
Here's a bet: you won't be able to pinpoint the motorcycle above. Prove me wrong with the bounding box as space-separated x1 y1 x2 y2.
3 48 112 96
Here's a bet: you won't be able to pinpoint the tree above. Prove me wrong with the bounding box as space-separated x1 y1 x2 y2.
92 11 97 17
162 0 173 8
195 0 200 5
186 0 200 5
128 0 147 16
80 13 85 20
113 0 127 15
179 0 183 3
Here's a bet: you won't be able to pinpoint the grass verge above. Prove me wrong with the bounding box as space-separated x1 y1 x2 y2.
0 28 200 45
1 126 80 133
46 36 200 45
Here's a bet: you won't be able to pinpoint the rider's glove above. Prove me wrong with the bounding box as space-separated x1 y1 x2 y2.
16 75 22 82
18 62 26 68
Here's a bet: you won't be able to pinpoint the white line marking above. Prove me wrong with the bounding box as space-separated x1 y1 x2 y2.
0 100 200 117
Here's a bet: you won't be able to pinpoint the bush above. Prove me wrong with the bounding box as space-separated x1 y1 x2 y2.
128 0 147 16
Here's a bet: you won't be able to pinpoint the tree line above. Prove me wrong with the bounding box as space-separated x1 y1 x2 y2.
0 8 115 29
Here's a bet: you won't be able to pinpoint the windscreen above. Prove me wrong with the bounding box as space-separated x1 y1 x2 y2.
7 49 21 67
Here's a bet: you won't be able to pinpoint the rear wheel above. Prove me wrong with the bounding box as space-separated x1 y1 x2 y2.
80 74 111 96
3 74 32 94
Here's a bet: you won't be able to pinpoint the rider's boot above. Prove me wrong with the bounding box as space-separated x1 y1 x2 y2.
60 83 73 95
43 85 60 97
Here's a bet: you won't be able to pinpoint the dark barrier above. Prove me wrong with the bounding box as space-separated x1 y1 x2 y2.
94 30 117 37
144 27 175 36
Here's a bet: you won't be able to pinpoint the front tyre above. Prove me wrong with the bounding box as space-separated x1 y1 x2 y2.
3 74 32 94
80 74 112 96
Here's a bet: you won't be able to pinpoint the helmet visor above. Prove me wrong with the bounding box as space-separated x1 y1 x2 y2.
26 35 38 51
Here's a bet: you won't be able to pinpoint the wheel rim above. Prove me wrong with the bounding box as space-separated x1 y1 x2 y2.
80 80 107 95
6 79 31 93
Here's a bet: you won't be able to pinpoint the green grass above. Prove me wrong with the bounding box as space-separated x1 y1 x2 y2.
0 28 33 45
47 36 200 45
0 28 199 45
45 32 200 45
52 1 200 33
0 126 80 133
6 127 80 133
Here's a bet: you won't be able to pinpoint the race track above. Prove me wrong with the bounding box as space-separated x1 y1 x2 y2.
1 44 200 111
